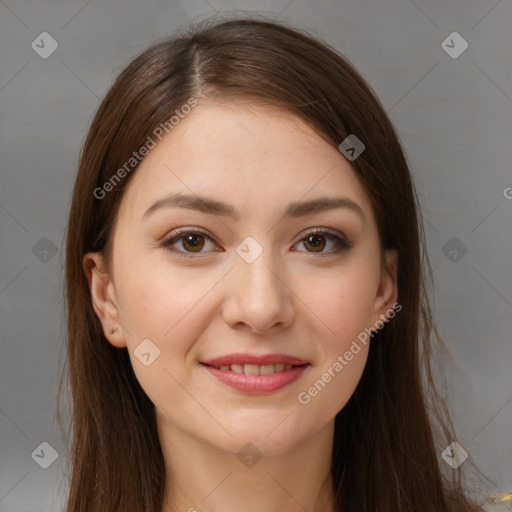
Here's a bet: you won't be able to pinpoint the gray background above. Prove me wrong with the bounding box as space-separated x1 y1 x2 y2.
1 0 511 511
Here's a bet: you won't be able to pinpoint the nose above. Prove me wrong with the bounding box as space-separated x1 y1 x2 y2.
220 246 295 335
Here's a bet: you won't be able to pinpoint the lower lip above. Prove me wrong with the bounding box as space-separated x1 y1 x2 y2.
201 363 309 394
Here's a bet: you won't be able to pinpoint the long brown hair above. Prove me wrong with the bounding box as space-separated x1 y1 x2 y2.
58 15 488 511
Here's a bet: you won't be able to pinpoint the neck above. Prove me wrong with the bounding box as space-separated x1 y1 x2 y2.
157 418 336 512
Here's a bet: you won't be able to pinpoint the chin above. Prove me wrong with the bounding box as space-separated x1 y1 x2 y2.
206 419 306 457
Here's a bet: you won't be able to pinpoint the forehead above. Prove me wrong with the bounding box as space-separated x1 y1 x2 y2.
118 100 373 224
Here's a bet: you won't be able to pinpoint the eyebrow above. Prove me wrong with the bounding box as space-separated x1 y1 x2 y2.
142 193 365 222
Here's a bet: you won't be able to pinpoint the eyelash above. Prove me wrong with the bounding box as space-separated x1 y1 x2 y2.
160 227 353 259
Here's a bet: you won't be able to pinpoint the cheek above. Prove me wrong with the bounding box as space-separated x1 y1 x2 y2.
118 264 207 412
297 262 379 346
116 249 195 330
296 338 369 425
303 259 377 415
117 258 220 370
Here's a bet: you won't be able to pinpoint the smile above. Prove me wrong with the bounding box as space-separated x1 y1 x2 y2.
209 363 294 374
201 362 310 394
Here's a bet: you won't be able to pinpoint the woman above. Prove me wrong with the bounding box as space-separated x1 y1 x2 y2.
58 16 487 512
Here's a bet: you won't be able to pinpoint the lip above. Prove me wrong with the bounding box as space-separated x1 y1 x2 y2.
202 363 309 395
201 353 309 366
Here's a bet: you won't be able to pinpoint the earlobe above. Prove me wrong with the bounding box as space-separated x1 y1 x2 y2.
82 252 126 348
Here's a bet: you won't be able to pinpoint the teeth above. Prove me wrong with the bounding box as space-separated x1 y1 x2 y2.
212 363 296 374
244 364 260 375
259 364 276 375
230 364 244 374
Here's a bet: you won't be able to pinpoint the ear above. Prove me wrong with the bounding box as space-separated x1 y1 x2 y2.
82 252 127 348
370 248 399 331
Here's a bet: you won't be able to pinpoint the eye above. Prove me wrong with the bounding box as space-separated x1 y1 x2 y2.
161 228 218 258
161 227 352 259
292 227 352 255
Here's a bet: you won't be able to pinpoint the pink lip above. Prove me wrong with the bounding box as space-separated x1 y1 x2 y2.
201 353 309 366
202 364 309 394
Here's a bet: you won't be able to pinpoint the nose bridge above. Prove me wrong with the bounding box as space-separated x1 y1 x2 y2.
222 235 294 332
234 235 283 299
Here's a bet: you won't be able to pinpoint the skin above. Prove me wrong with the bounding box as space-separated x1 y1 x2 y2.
84 99 398 512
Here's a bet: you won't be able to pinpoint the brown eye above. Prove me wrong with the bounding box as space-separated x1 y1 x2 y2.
161 227 352 259
181 233 206 252
302 234 327 252
294 229 352 254
161 229 217 258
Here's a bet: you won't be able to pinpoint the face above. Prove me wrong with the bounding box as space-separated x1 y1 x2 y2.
84 99 398 457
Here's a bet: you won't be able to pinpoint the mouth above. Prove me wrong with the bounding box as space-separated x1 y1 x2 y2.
202 362 305 375
199 354 310 394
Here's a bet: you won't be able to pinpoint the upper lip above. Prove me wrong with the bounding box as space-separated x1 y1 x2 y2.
201 353 310 366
